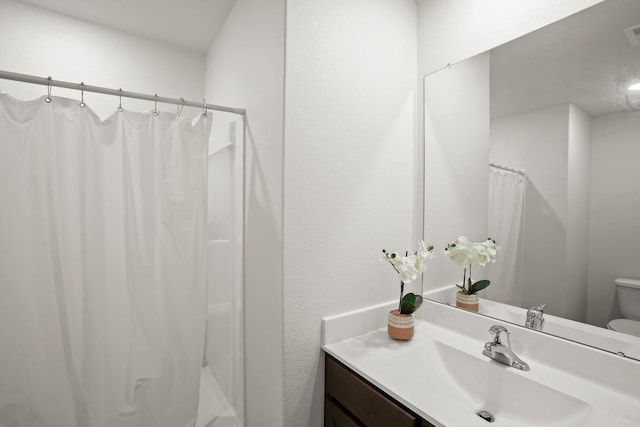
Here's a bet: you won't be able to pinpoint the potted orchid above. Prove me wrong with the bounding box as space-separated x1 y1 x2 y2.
444 236 498 312
382 240 435 340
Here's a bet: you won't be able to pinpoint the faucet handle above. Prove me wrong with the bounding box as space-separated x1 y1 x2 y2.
530 304 547 313
488 325 509 344
489 325 509 335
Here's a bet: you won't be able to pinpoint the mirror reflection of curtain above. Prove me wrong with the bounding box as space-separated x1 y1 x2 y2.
486 166 526 306
0 93 209 427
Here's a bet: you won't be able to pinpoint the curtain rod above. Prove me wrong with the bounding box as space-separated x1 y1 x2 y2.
489 162 526 177
0 69 245 116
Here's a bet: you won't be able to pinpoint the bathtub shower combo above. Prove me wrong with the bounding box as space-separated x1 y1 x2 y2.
0 71 245 427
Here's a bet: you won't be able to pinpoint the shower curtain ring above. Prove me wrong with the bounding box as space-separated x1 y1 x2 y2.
153 94 159 116
79 82 86 108
44 76 52 103
118 88 124 112
202 99 208 118
177 98 185 116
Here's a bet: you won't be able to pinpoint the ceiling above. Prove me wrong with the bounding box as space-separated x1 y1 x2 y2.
491 0 640 118
13 0 237 52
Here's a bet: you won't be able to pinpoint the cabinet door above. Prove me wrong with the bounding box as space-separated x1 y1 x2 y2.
417 419 436 427
325 397 361 427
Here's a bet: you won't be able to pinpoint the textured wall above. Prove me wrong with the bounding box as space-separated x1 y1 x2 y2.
283 0 418 425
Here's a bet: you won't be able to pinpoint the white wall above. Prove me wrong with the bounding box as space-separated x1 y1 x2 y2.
205 0 286 426
283 0 418 425
423 53 490 289
588 111 640 326
0 0 205 120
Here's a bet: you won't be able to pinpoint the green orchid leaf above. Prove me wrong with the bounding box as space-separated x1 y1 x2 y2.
400 293 423 314
402 293 416 305
414 294 423 309
469 279 491 294
400 300 417 314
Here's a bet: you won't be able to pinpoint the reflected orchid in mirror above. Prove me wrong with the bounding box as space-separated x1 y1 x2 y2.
445 236 498 295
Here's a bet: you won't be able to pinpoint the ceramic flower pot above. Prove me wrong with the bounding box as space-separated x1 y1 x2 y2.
387 310 414 340
456 290 479 312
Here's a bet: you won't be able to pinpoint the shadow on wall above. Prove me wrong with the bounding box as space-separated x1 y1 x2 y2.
292 352 325 427
244 116 281 282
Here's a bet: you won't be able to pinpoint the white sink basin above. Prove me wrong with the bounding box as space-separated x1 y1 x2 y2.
434 341 591 426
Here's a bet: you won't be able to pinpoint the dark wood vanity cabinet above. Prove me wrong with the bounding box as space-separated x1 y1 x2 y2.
324 354 436 427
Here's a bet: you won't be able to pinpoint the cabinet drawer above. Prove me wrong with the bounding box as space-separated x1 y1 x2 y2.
325 356 416 427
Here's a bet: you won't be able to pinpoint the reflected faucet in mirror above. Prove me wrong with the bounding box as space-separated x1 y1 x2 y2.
525 304 546 331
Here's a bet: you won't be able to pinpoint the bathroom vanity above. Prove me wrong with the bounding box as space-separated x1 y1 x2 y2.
322 299 640 427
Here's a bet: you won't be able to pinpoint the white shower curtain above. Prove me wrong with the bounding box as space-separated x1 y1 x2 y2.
0 93 210 427
486 166 526 306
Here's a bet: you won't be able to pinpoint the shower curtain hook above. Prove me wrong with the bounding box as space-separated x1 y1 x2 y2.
202 99 208 118
153 94 159 116
79 82 86 108
44 76 52 103
117 88 124 112
177 98 185 116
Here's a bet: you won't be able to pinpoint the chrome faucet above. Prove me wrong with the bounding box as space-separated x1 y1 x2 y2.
483 325 530 371
525 304 547 331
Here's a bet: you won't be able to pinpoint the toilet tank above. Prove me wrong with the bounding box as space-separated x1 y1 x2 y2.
615 278 640 321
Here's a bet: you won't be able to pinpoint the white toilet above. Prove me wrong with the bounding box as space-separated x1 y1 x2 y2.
607 277 640 337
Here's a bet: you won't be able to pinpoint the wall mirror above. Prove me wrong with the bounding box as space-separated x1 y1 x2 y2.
423 0 640 360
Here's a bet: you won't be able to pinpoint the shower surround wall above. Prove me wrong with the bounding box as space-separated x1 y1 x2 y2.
204 117 246 426
204 0 286 425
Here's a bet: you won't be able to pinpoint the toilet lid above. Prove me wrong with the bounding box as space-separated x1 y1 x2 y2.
608 319 640 337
